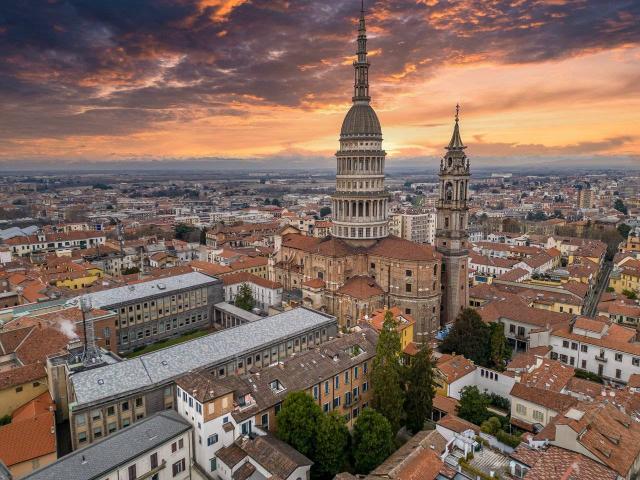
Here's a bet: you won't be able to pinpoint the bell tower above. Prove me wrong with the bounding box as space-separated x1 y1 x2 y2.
436 105 470 325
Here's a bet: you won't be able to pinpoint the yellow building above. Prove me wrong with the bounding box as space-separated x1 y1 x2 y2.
610 258 640 295
434 354 475 398
0 365 48 418
361 306 415 353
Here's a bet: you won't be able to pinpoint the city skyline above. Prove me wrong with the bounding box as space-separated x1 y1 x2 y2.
1 0 639 169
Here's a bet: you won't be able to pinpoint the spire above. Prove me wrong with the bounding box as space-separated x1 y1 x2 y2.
353 1 370 104
447 103 466 150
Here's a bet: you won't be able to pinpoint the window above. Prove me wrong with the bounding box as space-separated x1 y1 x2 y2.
313 385 319 400
354 366 359 379
533 410 544 422
123 418 130 427
275 403 282 415
335 376 340 389
615 353 623 362
78 431 87 443
581 360 587 369
516 404 526 415
91 409 101 421
344 371 349 384
324 381 329 394
509 324 515 333
135 397 143 408
93 426 102 438
172 459 186 477
261 413 269 429
108 422 117 433
207 434 218 446
562 340 569 348
363 382 368 392
633 357 640 367
75 414 86 426
406 270 412 277
559 354 568 363
107 406 115 416
210 458 217 472
571 342 578 351
150 453 158 469
128 464 137 480
333 397 341 408
196 403 202 414
405 283 412 293
616 369 622 379
122 401 129 411
581 345 588 353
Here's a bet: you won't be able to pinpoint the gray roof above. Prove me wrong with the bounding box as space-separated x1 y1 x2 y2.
67 272 219 308
23 411 191 480
0 225 38 241
215 301 262 322
70 307 336 408
341 104 381 137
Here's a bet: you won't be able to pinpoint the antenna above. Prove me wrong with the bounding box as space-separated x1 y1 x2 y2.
80 296 102 367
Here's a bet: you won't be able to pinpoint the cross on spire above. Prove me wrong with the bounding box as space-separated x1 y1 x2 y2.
447 103 466 150
455 103 460 122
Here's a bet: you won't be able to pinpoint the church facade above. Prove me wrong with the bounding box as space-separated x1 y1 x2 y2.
270 6 470 343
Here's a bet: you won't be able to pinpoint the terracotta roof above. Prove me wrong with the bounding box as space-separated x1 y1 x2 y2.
519 358 575 392
12 391 55 422
364 306 415 334
432 395 459 415
0 392 56 467
436 354 476 383
560 402 640 477
368 236 439 261
628 373 640 388
510 383 577 413
221 271 281 289
188 260 232 276
511 445 617 480
478 298 572 329
0 363 46 391
302 278 325 289
552 322 640 356
336 276 384 300
573 316 607 333
437 414 480 434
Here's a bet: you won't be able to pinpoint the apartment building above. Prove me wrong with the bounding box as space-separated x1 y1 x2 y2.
175 328 376 476
550 316 640 384
4 231 106 257
23 411 193 480
77 272 223 352
388 210 436 244
65 308 338 449
221 271 283 312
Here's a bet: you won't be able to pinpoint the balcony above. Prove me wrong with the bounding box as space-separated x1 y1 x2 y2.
594 354 608 363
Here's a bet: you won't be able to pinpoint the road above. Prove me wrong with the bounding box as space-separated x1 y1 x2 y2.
583 260 613 317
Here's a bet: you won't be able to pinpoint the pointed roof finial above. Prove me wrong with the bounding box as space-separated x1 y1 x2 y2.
447 103 466 150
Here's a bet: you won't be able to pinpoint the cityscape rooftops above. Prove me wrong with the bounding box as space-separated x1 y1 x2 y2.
70 307 336 407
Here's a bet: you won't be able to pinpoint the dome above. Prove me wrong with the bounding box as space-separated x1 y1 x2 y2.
340 104 382 137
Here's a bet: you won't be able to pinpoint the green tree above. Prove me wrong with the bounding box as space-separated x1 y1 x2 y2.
234 283 256 311
441 309 491 367
122 266 140 275
622 289 638 300
457 386 490 426
319 206 332 218
404 345 435 434
489 323 511 371
276 392 322 459
618 223 632 239
264 198 271 205
314 412 349 478
480 416 502 435
174 223 195 241
614 198 628 215
199 228 208 245
371 311 405 432
271 198 282 207
352 409 395 474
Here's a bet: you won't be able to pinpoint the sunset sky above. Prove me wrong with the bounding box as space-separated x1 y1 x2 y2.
1 0 639 169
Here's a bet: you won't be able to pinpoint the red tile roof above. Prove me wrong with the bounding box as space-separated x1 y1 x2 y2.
336 276 384 300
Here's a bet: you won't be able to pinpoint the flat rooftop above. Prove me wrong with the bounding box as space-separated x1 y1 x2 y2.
70 307 336 408
66 271 220 308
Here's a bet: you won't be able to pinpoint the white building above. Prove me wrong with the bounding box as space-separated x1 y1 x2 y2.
550 316 640 384
389 210 436 244
23 411 193 480
222 272 283 311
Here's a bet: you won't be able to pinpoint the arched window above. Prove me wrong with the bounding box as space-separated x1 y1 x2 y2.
445 182 453 201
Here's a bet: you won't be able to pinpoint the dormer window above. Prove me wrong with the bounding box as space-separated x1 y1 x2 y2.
269 380 285 394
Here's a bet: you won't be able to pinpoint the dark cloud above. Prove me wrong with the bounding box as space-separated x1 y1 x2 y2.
0 0 638 140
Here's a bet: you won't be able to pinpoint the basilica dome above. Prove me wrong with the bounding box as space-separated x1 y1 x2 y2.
340 103 381 137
